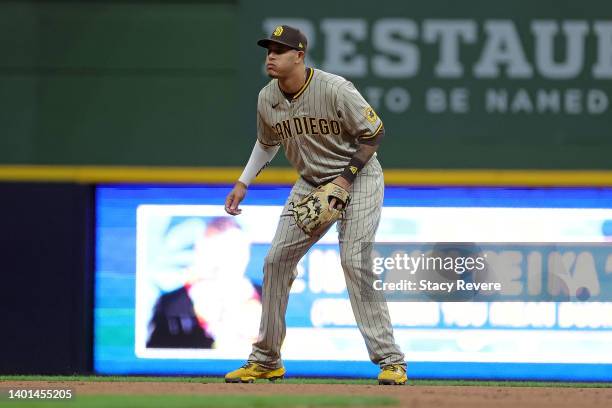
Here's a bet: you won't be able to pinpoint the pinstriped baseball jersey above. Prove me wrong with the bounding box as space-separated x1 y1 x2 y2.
257 68 383 185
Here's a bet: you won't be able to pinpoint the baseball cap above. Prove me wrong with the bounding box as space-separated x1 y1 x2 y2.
257 25 307 52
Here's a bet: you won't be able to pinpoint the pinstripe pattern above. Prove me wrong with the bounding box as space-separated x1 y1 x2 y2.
249 69 404 369
248 158 404 368
257 69 383 185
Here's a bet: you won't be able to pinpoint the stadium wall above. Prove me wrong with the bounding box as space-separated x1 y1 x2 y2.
1 0 611 376
0 183 93 374
1 0 611 172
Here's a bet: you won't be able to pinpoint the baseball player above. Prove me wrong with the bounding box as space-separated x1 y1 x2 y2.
223 25 406 385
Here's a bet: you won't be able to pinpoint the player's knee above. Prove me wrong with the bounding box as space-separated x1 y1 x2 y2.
263 253 286 275
263 254 276 273
340 251 357 272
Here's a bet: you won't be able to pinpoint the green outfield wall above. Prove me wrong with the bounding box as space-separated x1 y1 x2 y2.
1 0 611 170
0 1 240 166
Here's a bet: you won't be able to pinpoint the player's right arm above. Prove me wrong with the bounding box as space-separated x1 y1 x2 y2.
225 97 281 216
224 140 280 215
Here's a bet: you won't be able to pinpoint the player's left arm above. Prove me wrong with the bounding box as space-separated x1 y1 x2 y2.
332 82 385 192
332 131 383 191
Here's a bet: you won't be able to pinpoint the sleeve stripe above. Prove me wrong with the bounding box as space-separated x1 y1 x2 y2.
257 138 281 147
359 122 384 140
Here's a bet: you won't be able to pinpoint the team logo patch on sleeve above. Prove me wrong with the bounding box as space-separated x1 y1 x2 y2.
364 107 378 124
273 26 284 36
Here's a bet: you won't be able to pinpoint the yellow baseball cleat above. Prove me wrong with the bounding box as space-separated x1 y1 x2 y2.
224 362 286 383
377 364 407 385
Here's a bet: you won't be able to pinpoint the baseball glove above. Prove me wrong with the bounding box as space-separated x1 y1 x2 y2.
289 182 351 237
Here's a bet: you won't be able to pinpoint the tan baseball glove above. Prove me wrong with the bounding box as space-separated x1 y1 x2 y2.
289 182 351 237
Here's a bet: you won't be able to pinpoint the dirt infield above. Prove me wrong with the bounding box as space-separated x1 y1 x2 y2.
3 381 612 407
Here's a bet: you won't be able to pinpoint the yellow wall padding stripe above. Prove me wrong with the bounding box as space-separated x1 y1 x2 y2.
0 166 612 186
0 166 296 184
383 169 612 187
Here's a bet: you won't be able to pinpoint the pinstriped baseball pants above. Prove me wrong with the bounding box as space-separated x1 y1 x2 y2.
248 157 405 369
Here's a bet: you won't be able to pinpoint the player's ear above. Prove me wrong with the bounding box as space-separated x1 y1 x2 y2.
296 50 305 63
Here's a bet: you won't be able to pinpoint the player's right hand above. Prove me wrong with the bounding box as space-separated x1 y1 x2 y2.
224 182 247 216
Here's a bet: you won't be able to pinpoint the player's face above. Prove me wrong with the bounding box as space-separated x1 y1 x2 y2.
265 43 303 78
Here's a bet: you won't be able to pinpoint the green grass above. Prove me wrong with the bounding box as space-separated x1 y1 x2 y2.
0 395 398 408
0 375 611 388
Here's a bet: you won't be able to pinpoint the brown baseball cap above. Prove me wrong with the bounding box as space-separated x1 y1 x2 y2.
257 25 307 52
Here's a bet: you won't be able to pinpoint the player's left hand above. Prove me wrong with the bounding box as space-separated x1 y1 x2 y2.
330 176 351 209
